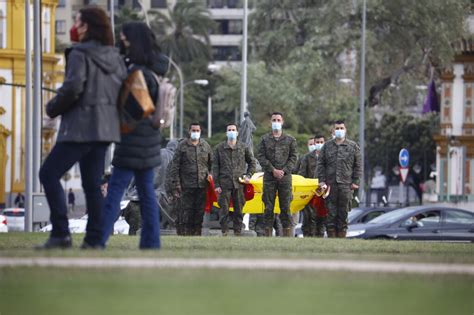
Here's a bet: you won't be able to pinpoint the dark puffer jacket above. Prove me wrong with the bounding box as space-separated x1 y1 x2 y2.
46 40 127 143
112 56 169 170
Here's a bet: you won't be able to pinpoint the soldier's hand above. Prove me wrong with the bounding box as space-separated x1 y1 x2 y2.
208 174 213 181
320 182 327 189
243 175 251 184
215 187 222 194
272 169 284 179
351 183 359 190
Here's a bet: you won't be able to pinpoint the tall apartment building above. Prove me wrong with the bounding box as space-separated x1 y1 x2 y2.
55 0 250 66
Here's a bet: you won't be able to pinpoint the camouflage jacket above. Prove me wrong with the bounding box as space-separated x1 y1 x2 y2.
316 138 362 185
212 141 256 190
167 138 212 189
257 132 297 179
297 151 319 179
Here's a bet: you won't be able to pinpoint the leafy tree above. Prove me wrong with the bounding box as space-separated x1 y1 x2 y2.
249 0 470 108
148 0 216 64
113 6 145 43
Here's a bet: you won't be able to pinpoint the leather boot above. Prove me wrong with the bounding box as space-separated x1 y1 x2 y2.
184 227 194 236
327 229 336 238
264 227 272 237
194 227 202 236
222 229 229 237
337 230 347 238
282 228 292 237
233 230 241 237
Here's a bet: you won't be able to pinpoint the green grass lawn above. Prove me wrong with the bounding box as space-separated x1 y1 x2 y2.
0 268 472 315
0 233 473 263
0 234 473 315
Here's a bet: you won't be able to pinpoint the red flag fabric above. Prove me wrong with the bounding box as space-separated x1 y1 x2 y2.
205 177 218 214
310 195 328 217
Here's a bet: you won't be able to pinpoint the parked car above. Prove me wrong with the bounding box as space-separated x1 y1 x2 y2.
348 207 397 225
0 214 8 233
1 208 25 232
40 215 129 235
347 206 474 241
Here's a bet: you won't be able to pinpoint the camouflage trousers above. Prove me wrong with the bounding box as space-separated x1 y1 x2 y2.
301 204 326 237
180 188 206 235
217 187 245 234
123 201 142 235
325 183 352 233
249 214 283 237
263 177 293 229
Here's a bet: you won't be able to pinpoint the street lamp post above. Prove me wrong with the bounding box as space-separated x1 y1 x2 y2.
358 0 367 204
240 0 249 123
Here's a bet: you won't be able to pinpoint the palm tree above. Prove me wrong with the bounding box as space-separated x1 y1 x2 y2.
148 0 216 64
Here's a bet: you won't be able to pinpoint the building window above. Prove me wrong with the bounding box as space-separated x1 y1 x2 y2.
212 46 241 61
212 20 242 35
55 20 67 35
151 0 167 8
58 0 66 7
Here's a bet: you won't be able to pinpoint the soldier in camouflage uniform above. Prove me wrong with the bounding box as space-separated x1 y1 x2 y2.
257 112 298 237
298 134 327 237
167 123 212 236
298 137 318 237
212 124 256 236
316 120 362 238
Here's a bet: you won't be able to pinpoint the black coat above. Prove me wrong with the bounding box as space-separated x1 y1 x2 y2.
46 40 127 143
112 58 168 170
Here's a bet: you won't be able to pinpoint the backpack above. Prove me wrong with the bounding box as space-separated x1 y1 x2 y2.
118 69 177 133
149 73 177 130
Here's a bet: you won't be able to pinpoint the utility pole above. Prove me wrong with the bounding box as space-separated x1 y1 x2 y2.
240 0 248 123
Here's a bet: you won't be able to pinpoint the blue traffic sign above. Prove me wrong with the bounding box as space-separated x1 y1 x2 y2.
399 148 410 168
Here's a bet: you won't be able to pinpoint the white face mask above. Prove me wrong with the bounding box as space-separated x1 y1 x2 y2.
335 129 346 139
271 122 282 131
226 131 238 140
314 143 323 151
308 145 316 152
190 131 201 140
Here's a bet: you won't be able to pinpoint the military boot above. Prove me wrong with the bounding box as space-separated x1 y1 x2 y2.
194 227 202 236
326 228 337 238
222 229 229 237
264 227 273 237
282 228 292 237
233 229 241 237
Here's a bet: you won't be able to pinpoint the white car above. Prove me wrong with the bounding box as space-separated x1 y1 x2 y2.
2 208 25 232
0 214 8 233
40 215 129 235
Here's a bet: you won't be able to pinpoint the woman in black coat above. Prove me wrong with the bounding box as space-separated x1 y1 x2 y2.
101 22 168 249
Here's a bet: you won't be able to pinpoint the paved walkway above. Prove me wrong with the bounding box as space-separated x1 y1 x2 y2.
0 257 473 275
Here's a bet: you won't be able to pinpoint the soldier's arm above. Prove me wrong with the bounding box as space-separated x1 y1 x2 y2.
245 146 256 177
297 156 308 177
316 145 327 184
283 138 298 175
352 143 362 185
257 137 275 173
167 145 182 190
207 144 213 175
212 147 221 188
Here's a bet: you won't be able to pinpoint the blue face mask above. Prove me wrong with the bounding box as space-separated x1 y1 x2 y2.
190 131 201 140
335 129 346 139
272 122 282 131
308 145 316 152
226 131 238 140
314 143 323 151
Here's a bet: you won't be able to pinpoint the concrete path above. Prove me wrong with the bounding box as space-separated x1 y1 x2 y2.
0 257 473 275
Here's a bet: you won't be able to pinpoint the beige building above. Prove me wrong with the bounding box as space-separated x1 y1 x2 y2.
0 0 64 207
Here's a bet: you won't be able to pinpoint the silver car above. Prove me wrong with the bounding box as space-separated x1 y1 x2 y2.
2 208 25 232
